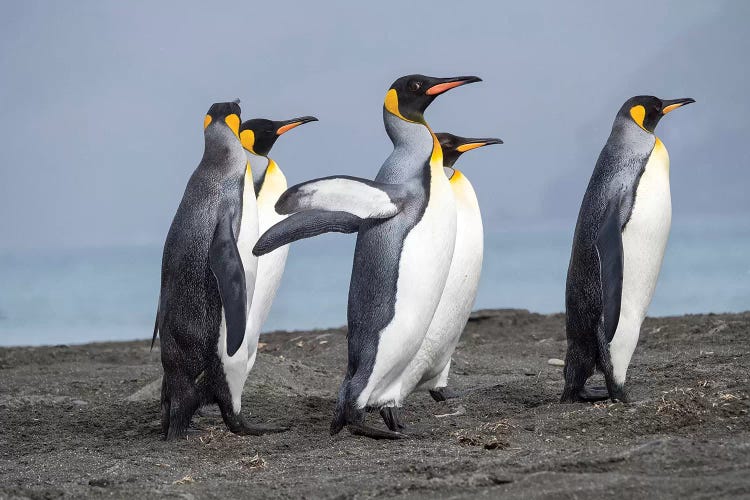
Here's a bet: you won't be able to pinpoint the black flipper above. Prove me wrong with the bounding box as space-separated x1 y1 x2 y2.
253 210 363 257
209 213 247 357
595 201 624 344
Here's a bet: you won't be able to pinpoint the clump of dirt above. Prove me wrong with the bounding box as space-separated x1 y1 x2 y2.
1 310 749 498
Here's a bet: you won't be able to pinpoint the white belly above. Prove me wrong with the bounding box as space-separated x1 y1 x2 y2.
400 171 483 399
610 138 671 385
218 164 259 413
245 163 289 375
358 166 457 408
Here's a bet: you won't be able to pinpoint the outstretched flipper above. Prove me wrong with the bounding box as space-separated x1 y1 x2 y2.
209 213 247 357
275 175 408 218
596 200 625 344
253 175 409 256
253 210 363 256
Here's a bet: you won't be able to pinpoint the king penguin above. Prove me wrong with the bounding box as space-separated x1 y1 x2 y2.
562 95 695 403
238 115 318 377
253 74 482 439
377 133 503 430
153 101 269 440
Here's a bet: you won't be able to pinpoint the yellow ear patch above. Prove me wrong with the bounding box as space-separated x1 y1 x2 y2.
240 129 255 153
456 142 486 153
224 114 240 138
384 89 412 122
203 115 212 129
630 105 646 130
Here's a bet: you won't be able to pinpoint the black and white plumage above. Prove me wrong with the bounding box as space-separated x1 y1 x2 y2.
254 75 482 439
153 101 266 440
563 96 694 403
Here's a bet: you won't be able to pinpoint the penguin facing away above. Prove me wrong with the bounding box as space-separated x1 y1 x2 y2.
562 95 694 404
253 74 482 439
238 115 318 377
152 101 269 440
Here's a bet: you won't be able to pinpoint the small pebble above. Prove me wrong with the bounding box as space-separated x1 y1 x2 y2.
547 358 565 367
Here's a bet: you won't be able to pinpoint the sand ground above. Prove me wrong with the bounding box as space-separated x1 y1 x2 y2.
1 309 749 499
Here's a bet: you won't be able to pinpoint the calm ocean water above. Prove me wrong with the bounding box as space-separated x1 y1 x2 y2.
1 216 748 346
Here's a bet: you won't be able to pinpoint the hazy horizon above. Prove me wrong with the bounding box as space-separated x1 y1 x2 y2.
1 1 748 251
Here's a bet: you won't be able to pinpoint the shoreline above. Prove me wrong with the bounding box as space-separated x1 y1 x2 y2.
2 308 748 349
1 309 749 498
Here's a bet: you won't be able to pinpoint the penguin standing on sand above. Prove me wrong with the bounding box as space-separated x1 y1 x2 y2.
253 74 482 439
153 101 278 439
383 133 502 427
562 95 694 403
238 115 318 375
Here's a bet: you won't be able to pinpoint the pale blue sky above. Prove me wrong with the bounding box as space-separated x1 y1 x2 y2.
1 1 748 250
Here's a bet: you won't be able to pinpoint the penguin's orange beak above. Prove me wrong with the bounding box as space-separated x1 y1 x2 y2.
661 98 695 115
425 76 482 96
456 138 504 152
275 116 319 136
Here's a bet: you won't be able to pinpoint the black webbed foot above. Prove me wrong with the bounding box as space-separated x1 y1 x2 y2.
196 405 221 418
347 424 406 440
223 412 288 436
379 407 406 432
429 387 462 402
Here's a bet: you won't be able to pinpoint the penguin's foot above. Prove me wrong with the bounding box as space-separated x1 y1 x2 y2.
608 385 631 404
429 387 462 402
231 422 289 436
560 385 606 403
347 424 406 440
223 412 288 436
196 405 221 418
579 385 610 402
379 407 406 432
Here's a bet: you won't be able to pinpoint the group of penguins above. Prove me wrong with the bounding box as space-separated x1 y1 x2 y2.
153 73 695 441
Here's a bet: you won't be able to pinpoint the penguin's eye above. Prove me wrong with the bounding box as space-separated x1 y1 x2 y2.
407 80 423 92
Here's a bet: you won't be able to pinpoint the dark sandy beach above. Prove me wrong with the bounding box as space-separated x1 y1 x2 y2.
1 309 749 499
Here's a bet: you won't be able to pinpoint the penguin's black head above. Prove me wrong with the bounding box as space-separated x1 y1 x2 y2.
435 132 503 169
239 116 318 156
384 74 482 123
620 95 695 133
204 100 242 138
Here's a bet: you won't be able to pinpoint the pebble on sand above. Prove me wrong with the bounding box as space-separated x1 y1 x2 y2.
547 358 565 367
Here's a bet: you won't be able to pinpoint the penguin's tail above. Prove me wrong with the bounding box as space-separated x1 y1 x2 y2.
330 379 352 435
150 299 161 351
330 408 346 436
